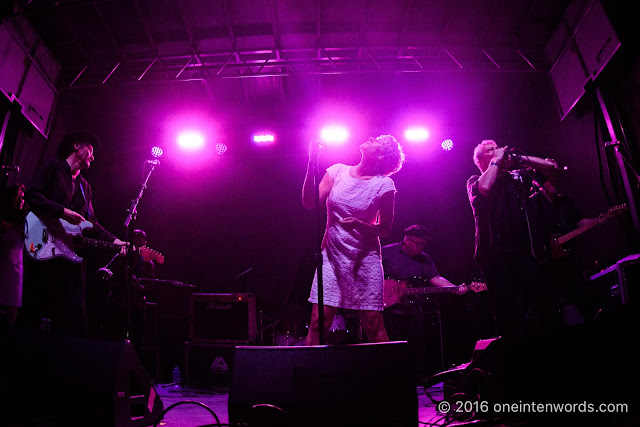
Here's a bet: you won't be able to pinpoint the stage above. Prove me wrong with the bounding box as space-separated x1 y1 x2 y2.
157 382 446 427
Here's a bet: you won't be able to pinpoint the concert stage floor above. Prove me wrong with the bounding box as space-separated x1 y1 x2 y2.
156 382 445 426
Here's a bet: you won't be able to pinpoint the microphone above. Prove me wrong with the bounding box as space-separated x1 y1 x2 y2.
504 148 525 164
0 165 20 172
505 148 521 157
145 159 160 165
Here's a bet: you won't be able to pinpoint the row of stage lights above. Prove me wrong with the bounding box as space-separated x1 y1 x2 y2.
149 126 454 160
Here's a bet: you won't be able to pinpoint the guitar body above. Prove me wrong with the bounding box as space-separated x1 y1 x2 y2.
548 235 571 260
383 279 408 307
25 211 94 263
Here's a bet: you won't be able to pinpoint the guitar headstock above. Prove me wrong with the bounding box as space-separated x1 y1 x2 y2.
607 204 628 217
469 281 487 293
457 281 487 294
140 246 165 264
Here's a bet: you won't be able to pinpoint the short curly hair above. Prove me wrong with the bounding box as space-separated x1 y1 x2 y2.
473 139 496 170
376 134 405 176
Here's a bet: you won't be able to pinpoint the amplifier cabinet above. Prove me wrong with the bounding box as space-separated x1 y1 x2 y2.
185 342 237 389
189 293 257 343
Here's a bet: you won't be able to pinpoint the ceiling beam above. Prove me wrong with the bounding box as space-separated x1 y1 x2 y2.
92 2 123 59
315 0 321 48
220 0 240 63
396 0 415 47
58 42 547 90
439 0 459 43
173 0 195 47
132 0 159 55
269 0 281 56
53 4 89 62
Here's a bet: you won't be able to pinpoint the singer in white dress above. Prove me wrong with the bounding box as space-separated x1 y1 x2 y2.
302 135 405 345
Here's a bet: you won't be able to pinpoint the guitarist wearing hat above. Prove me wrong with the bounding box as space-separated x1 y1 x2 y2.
21 131 127 337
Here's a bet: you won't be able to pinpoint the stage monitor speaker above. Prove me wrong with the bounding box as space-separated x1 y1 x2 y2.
0 331 164 427
450 304 639 423
228 341 417 427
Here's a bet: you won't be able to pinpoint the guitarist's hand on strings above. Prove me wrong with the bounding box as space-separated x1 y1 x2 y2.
113 238 128 255
62 208 86 225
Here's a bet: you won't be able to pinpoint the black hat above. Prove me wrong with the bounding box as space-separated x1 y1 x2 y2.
403 225 430 240
57 131 101 159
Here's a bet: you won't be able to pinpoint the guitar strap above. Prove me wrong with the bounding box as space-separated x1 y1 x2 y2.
78 181 95 221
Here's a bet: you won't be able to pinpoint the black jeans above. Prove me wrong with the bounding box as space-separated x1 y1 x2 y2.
20 256 88 337
483 254 562 337
383 303 427 380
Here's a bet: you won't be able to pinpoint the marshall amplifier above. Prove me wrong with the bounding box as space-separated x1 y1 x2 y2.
189 293 257 343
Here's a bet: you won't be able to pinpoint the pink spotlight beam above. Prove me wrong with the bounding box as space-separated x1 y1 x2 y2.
404 127 429 143
177 131 205 151
320 125 349 145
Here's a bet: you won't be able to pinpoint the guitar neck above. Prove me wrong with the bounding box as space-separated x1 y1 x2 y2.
404 286 459 296
557 222 597 245
557 205 627 245
79 236 120 251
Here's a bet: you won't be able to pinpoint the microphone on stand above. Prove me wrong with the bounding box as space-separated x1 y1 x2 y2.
505 147 522 160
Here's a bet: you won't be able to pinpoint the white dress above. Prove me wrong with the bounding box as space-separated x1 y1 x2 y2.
308 163 396 311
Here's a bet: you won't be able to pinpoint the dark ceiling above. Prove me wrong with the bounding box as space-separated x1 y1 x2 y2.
9 0 572 90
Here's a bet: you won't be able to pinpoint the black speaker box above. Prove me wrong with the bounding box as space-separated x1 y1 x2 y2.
228 341 417 427
185 342 236 389
0 331 164 427
450 304 640 423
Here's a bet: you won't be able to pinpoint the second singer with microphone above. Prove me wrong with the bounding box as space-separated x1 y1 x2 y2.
467 139 561 338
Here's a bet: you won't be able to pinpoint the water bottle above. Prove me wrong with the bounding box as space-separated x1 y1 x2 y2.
172 365 181 384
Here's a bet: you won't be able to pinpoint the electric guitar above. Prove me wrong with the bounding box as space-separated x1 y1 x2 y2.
24 211 164 264
383 278 487 308
548 204 628 260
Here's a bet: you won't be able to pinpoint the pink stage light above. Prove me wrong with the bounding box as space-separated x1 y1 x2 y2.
320 125 349 145
441 139 454 151
177 131 205 151
253 133 275 144
404 127 429 142
151 146 163 158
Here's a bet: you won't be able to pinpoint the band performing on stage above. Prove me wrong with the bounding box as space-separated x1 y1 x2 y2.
3 2 640 425
2 130 625 361
1 124 637 427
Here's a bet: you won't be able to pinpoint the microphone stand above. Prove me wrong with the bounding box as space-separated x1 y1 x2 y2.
123 161 158 343
310 144 325 345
